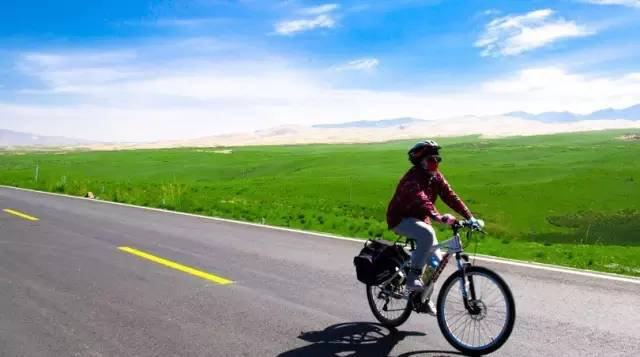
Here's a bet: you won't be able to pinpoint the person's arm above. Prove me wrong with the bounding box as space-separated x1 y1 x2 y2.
438 174 473 220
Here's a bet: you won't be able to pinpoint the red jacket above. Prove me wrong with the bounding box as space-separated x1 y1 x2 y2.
386 166 472 229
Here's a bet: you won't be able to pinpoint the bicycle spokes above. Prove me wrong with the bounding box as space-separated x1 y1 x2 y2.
438 268 515 354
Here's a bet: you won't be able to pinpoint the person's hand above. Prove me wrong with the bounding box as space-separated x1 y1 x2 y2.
469 217 485 230
440 213 457 225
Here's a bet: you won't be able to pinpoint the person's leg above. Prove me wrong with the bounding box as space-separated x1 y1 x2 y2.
392 218 437 291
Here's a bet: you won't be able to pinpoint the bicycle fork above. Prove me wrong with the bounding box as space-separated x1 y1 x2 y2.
456 253 481 315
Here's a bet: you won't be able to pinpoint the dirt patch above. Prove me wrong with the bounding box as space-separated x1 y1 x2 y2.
619 134 640 141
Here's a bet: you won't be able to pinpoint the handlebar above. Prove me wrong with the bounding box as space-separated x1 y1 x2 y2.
395 219 485 249
452 219 485 234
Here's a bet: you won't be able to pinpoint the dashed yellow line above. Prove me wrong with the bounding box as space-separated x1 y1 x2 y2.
3 209 39 221
118 246 233 285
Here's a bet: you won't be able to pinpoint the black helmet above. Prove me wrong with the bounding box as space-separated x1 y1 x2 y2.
408 140 440 165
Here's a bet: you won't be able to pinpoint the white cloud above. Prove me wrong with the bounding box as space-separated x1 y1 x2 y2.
475 9 593 57
482 66 640 113
301 4 339 15
333 58 379 71
275 3 339 35
582 0 640 7
4 40 640 142
275 15 336 35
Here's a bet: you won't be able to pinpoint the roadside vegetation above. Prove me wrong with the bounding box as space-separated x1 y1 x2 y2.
1 129 639 276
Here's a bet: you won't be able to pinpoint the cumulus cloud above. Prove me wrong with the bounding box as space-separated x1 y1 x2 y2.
274 3 339 35
475 9 593 57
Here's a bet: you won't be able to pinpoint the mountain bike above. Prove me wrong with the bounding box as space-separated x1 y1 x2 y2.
365 220 516 356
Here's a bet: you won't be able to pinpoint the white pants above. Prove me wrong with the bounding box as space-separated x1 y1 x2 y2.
392 218 438 271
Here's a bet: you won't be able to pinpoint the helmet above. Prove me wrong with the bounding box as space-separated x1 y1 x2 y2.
408 140 440 165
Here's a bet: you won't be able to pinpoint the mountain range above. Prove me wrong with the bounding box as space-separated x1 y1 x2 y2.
312 117 425 129
0 129 98 148
505 104 640 123
314 104 640 129
2 104 639 149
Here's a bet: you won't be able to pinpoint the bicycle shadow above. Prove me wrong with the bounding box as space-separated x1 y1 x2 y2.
277 322 465 357
396 351 467 357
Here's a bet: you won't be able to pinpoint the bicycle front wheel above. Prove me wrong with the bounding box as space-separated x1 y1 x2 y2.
436 266 516 356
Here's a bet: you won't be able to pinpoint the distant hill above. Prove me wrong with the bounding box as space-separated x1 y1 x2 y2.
311 104 640 129
0 129 97 147
3 103 640 150
506 104 640 122
312 117 426 129
588 104 640 120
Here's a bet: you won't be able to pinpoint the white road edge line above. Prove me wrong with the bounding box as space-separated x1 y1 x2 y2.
1 184 639 285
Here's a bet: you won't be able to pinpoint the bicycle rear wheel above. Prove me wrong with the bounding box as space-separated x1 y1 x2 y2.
436 266 516 356
366 275 412 327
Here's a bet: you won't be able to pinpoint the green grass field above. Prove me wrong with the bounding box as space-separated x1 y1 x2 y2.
1 129 639 276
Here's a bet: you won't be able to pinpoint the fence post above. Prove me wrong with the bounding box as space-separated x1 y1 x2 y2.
35 164 39 183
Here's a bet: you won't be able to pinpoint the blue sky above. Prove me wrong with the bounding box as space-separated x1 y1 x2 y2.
1 0 640 141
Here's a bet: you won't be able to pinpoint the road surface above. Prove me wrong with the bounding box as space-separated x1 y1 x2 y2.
1 187 638 356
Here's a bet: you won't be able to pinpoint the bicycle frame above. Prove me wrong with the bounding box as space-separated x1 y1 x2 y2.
399 226 480 314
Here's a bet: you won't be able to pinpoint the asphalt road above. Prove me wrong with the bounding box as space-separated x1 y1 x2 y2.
1 187 639 357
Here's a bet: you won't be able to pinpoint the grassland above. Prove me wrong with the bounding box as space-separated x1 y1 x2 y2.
1 129 639 276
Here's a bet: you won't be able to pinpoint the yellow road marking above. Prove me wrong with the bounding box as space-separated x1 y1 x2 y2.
118 246 233 285
3 209 39 221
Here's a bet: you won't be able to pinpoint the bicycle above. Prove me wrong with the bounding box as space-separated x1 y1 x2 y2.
364 219 516 356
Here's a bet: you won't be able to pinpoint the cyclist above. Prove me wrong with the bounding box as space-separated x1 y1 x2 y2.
386 140 479 295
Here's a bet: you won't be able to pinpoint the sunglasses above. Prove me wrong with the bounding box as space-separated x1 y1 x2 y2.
425 155 442 163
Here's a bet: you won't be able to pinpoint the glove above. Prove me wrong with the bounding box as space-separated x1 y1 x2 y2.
440 214 457 225
469 217 485 229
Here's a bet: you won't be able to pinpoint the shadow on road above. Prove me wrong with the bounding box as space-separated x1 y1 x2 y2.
277 321 465 357
396 351 467 357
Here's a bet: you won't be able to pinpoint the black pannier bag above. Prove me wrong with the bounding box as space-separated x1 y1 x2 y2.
353 239 408 285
